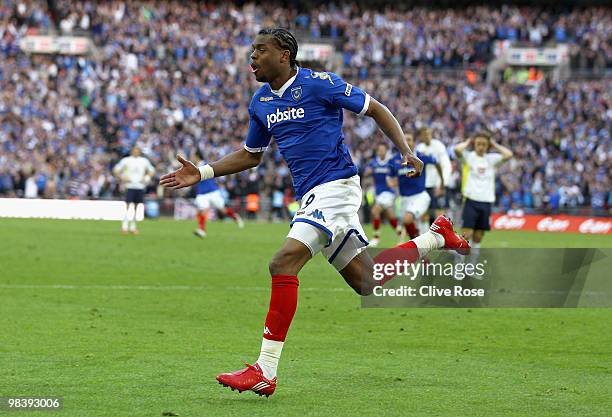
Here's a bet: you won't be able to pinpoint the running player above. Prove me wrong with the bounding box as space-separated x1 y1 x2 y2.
193 152 244 238
160 28 468 397
364 142 399 246
415 127 451 228
388 133 444 240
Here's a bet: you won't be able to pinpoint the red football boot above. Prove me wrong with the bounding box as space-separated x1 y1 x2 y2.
430 215 470 255
216 362 277 397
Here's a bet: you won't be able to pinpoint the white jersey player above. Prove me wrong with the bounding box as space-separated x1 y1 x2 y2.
415 127 451 228
454 131 513 258
113 146 155 234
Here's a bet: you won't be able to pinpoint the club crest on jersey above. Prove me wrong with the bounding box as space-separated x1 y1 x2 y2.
291 86 302 101
311 71 334 85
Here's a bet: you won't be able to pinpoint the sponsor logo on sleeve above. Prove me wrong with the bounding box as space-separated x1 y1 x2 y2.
345 83 353 96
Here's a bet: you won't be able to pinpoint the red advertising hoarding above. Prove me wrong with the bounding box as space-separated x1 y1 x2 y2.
491 214 612 234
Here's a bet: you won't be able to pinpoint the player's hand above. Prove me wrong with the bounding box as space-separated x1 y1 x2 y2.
402 152 424 178
159 155 201 189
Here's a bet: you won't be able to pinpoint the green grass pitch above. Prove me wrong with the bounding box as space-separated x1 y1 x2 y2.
1 218 611 416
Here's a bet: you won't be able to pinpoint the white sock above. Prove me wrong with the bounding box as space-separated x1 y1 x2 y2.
417 220 427 234
126 204 136 231
122 203 132 231
411 230 444 258
469 241 481 264
257 338 284 380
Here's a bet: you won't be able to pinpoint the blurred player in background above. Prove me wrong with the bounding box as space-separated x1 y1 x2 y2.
416 127 451 229
193 152 244 238
364 142 399 246
454 131 513 261
112 146 154 235
388 133 444 241
160 28 468 397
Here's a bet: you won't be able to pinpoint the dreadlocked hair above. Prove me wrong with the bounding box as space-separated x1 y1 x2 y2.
258 27 299 69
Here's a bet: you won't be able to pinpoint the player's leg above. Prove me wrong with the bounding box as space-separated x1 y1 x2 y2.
460 198 477 243
468 201 490 263
122 189 134 234
336 215 469 295
194 208 208 238
453 198 478 278
217 223 325 396
213 190 244 228
224 206 245 228
128 190 144 234
377 192 401 242
423 187 436 226
384 206 400 238
125 203 136 233
257 237 312 375
403 191 431 239
121 205 130 234
370 203 382 246
194 194 210 237
403 211 418 239
472 229 485 244
470 229 485 264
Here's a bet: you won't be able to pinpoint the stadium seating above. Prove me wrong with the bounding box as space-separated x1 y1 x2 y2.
0 1 609 215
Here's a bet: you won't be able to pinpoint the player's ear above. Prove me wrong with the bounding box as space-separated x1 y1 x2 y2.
280 49 290 65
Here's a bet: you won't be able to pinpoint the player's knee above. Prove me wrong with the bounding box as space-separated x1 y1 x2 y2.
357 279 376 296
472 231 484 243
268 254 284 275
268 247 304 275
344 270 376 296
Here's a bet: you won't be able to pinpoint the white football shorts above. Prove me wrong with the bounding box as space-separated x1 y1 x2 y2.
195 190 226 211
287 175 369 271
399 190 431 219
374 191 396 209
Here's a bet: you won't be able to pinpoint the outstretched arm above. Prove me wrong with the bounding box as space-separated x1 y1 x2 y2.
365 98 423 177
159 149 263 190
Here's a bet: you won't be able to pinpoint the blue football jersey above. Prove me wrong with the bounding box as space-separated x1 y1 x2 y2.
367 157 394 195
389 152 437 196
196 162 219 195
244 67 370 200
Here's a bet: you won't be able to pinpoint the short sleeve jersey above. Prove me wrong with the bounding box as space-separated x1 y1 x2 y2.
244 67 370 200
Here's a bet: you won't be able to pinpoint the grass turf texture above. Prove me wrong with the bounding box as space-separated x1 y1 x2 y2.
1 218 611 417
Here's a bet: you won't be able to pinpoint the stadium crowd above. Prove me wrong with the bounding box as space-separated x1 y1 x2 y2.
0 0 610 214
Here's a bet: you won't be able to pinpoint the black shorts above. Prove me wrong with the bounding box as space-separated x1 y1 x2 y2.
426 187 447 210
462 198 491 231
126 188 145 204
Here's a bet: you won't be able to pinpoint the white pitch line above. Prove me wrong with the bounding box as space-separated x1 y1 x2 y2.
0 283 348 292
0 284 609 297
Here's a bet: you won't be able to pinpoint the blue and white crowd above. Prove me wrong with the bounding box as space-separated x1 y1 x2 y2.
0 1 609 214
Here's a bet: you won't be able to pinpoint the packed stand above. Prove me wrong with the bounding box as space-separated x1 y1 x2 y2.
0 1 610 215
